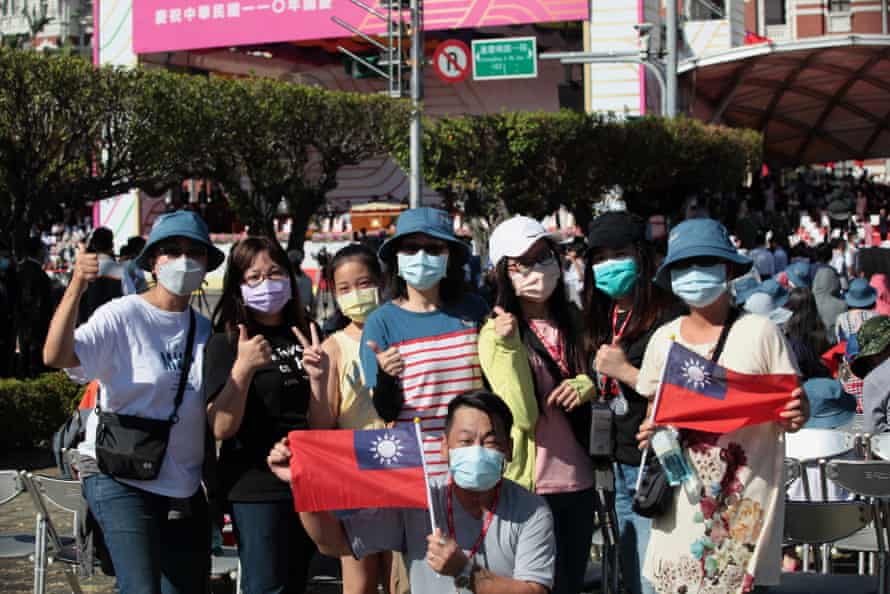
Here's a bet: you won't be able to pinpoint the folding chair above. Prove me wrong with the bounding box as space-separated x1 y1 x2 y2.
211 545 241 594
22 473 83 594
0 470 36 559
785 428 857 571
826 459 890 594
775 500 878 593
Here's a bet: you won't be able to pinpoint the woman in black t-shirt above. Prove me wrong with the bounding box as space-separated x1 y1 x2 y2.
205 237 333 594
583 212 683 594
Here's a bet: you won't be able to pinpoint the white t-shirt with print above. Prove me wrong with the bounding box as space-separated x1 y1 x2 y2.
75 295 211 498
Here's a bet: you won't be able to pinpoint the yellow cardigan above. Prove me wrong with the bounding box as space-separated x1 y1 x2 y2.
478 318 594 492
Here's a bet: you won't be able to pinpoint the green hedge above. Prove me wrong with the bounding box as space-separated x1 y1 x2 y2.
0 373 84 449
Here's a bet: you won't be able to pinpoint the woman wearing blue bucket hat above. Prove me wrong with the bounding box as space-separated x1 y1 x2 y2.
359 207 489 477
635 218 809 594
44 210 224 594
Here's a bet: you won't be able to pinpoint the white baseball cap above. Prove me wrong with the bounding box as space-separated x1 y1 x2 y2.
488 216 556 267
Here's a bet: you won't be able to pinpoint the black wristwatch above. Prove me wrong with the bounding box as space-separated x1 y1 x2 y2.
454 560 474 591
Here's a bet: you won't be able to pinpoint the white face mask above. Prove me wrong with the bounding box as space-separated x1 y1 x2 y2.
157 257 206 296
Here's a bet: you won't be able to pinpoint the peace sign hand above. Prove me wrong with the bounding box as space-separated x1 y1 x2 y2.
292 324 328 382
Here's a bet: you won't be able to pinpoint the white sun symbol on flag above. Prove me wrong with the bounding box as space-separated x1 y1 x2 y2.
681 358 711 390
370 433 404 465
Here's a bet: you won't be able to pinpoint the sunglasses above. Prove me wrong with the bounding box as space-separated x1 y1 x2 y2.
398 241 448 256
156 243 208 259
507 251 557 275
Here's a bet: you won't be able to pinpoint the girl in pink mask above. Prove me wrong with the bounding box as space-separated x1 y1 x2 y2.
205 236 332 594
479 216 596 594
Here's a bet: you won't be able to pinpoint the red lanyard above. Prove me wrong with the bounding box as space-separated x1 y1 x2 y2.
601 306 632 396
447 481 500 563
528 320 570 377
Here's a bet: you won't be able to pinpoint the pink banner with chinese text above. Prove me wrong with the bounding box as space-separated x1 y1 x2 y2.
133 1 588 54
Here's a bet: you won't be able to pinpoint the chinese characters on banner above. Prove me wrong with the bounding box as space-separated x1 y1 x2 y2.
133 0 588 53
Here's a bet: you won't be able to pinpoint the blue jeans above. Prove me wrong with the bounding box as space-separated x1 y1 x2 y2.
82 475 209 594
230 500 317 594
614 463 655 594
543 488 596 594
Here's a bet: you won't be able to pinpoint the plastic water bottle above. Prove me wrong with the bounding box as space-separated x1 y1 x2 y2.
651 426 694 486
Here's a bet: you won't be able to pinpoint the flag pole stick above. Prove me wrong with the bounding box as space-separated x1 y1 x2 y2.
414 418 438 533
635 341 673 493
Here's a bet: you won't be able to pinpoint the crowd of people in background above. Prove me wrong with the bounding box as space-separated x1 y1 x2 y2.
1 164 888 594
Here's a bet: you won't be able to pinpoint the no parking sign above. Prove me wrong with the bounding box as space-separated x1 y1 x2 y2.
433 39 471 84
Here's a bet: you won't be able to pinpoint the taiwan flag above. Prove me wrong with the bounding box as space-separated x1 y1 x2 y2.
654 342 798 434
288 425 429 512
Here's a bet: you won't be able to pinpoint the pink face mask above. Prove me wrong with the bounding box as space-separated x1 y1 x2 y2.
510 260 561 303
241 278 292 315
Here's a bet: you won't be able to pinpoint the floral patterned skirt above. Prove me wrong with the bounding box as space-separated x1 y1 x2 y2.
644 426 785 594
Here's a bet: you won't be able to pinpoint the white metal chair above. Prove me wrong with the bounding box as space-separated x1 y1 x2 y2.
211 545 241 594
826 459 890 594
0 470 37 559
785 428 857 571
22 472 83 594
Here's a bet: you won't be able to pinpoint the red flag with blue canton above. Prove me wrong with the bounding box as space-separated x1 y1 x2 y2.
288 425 428 512
654 341 798 434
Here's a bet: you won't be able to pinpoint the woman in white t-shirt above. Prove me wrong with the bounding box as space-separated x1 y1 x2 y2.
635 218 808 594
44 211 225 594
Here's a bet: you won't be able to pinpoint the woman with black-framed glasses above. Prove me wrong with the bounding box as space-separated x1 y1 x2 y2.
204 236 332 594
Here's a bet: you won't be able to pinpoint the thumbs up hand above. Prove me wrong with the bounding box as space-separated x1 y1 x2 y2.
71 242 99 293
367 340 404 377
492 306 517 339
234 324 273 377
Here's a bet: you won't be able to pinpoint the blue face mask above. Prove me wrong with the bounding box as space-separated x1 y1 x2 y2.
397 251 449 290
593 257 639 298
448 445 505 492
670 263 728 308
0 257 9 272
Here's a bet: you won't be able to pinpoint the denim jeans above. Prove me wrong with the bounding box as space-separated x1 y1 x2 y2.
543 488 596 594
614 463 655 594
230 500 317 594
82 474 209 594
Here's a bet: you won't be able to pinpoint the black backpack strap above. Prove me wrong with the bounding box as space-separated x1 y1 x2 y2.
711 308 740 364
170 309 197 423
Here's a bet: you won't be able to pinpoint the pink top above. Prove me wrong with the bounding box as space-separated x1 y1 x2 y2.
527 319 595 495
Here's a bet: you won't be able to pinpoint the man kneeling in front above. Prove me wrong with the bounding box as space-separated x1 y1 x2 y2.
267 390 555 593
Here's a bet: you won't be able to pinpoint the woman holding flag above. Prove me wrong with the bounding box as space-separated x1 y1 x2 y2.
205 236 331 594
635 218 808 594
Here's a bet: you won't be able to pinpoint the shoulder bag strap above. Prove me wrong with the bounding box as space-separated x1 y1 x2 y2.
711 307 740 364
170 308 197 423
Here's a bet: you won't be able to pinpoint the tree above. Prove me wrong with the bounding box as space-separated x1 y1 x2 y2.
0 49 210 251
204 78 409 247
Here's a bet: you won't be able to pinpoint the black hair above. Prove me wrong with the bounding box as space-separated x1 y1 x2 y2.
88 227 114 254
493 239 585 379
785 288 831 357
211 236 307 336
382 234 469 303
445 390 514 439
324 243 385 333
326 243 383 288
583 239 675 358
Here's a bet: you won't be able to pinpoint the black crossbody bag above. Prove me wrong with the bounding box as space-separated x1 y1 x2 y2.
95 309 196 481
632 308 739 518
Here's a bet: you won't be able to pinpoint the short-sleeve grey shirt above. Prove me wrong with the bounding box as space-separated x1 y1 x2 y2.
342 478 555 593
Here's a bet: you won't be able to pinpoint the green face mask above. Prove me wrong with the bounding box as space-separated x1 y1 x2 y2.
592 257 639 298
336 287 380 322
